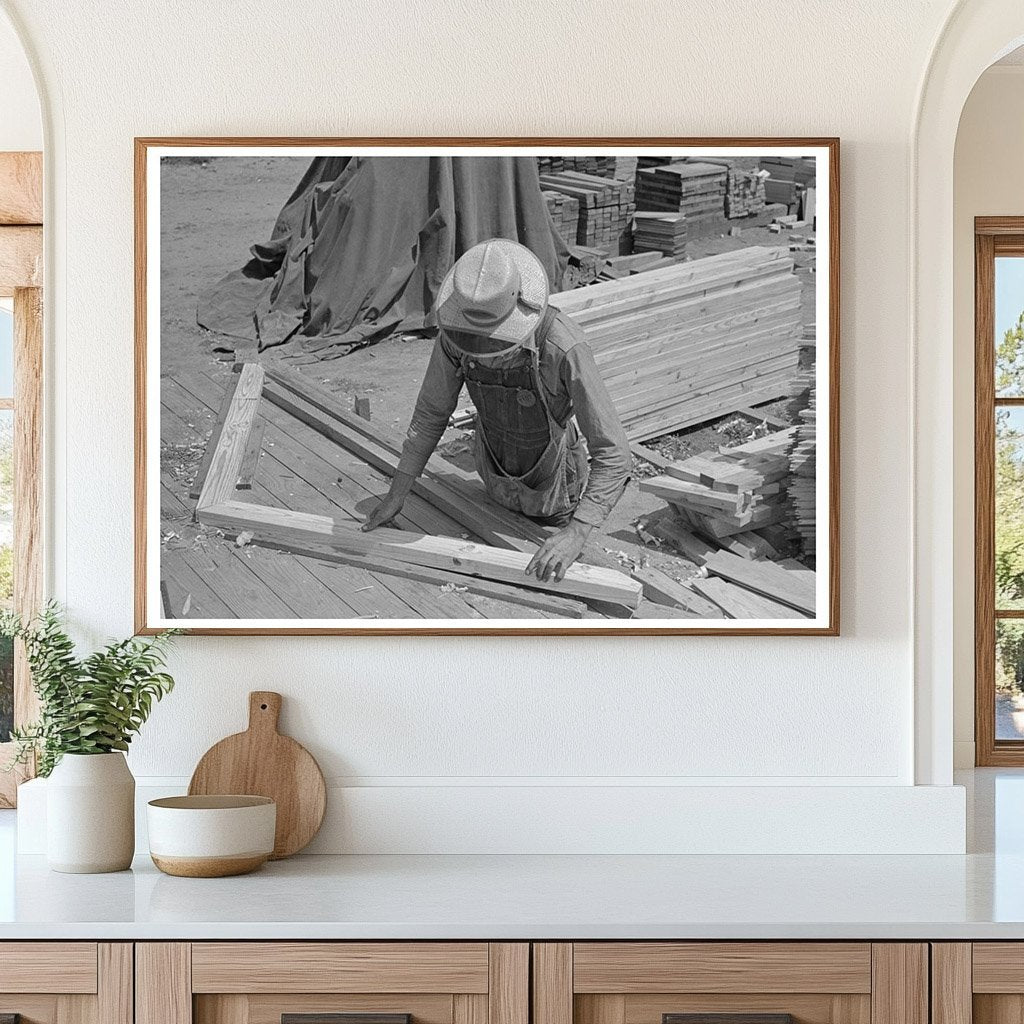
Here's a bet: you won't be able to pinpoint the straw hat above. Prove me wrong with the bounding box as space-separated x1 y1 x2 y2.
435 239 549 346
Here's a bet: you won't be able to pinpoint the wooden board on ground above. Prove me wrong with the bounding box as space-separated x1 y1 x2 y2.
690 575 809 620
631 565 723 617
702 550 816 615
197 500 643 608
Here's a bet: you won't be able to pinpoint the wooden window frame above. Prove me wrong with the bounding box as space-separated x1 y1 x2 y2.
0 151 44 806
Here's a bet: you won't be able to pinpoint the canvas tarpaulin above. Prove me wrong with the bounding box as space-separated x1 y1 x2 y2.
197 156 570 358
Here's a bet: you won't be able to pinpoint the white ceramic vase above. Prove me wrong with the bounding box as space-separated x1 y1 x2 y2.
46 752 135 873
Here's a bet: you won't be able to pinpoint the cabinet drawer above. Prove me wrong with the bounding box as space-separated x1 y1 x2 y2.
140 943 528 1024
0 942 99 994
533 944 924 1024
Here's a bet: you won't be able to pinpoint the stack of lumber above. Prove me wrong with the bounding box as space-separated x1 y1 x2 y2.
760 156 816 187
631 211 687 257
543 190 580 249
539 170 636 254
638 429 795 543
760 156 816 210
549 247 803 441
724 168 767 218
636 156 673 170
635 162 727 219
785 371 817 561
636 512 814 619
562 244 608 288
538 156 616 178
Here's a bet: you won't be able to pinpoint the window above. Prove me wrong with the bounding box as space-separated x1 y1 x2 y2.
974 220 1024 764
0 152 42 806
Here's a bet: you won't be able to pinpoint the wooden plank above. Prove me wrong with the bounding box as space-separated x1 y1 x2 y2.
0 943 97 993
631 565 720 616
136 944 191 1024
196 362 265 509
870 945 927 1024
647 516 717 565
534 944 573 1024
703 550 816 614
199 500 643 607
0 225 42 294
98 944 133 1024
930 944 971 1024
258 539 587 618
734 405 792 431
572 943 871 994
640 476 749 513
690 575 809 620
13 287 43 739
0 152 42 224
489 943 529 1024
629 442 676 473
236 414 266 489
191 942 489 994
186 378 237 499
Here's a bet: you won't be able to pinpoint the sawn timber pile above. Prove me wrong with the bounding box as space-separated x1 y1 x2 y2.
550 246 803 442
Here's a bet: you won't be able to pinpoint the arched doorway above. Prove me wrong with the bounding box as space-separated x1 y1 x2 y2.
914 1 1024 785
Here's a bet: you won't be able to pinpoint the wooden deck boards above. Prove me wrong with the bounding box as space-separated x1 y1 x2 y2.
159 366 575 621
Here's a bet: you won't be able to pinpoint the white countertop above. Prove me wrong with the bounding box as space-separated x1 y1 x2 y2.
0 849 1022 940
1 769 1022 941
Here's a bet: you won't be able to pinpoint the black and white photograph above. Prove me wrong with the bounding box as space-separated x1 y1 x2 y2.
137 141 837 634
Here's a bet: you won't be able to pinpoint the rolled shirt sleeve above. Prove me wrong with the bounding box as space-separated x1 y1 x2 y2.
396 337 465 479
561 342 631 527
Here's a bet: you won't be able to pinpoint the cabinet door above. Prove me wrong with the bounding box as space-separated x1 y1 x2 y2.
533 944 928 1024
137 943 528 1024
0 943 131 1024
945 943 1024 1024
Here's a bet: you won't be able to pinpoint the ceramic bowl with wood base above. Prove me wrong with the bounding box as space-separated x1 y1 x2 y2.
147 795 276 877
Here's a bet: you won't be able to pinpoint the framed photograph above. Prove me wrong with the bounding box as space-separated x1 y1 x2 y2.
135 137 839 635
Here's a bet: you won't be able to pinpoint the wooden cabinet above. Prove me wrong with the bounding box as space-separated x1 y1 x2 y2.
932 943 1024 1024
532 944 928 1024
0 943 132 1024
136 944 528 1024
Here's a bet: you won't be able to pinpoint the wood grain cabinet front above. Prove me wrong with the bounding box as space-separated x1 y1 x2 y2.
532 944 929 1024
136 944 528 1024
0 943 132 1024
933 943 1024 1024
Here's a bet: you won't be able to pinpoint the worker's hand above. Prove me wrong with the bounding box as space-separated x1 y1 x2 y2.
525 520 593 583
361 491 407 531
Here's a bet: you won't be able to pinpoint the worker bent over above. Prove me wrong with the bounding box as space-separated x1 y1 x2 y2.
363 239 631 583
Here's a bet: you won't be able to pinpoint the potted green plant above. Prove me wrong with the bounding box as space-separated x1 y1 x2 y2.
2 603 178 873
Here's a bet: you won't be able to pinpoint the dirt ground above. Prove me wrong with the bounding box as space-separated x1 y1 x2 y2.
159 156 816 580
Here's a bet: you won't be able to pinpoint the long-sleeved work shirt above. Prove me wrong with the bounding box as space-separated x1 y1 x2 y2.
396 313 631 527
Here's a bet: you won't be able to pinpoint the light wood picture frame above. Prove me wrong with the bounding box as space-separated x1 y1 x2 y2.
135 137 840 635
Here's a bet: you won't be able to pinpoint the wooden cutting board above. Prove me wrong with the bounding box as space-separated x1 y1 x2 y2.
188 691 326 859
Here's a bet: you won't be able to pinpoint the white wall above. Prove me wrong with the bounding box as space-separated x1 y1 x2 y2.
0 0 974 852
0 9 39 152
952 66 1024 767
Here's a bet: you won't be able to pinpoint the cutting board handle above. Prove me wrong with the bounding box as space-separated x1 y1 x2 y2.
248 691 282 734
